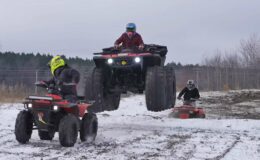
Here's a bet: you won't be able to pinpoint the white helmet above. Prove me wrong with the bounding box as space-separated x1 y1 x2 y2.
187 80 195 90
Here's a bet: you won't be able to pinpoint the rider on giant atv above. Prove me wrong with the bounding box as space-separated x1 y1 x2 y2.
177 80 200 106
114 23 144 50
45 56 80 114
85 23 176 112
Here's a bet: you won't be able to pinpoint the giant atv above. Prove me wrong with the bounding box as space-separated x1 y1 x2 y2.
85 44 176 112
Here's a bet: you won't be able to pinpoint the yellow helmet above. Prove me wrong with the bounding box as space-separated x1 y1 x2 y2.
49 56 66 75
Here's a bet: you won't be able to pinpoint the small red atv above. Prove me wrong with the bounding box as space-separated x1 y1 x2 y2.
170 99 205 119
15 81 98 147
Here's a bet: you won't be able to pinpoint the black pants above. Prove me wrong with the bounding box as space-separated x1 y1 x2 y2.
64 94 79 116
64 95 77 103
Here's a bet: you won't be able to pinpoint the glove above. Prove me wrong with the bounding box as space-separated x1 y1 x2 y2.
177 96 181 100
56 80 63 86
138 45 144 50
114 44 119 49
40 80 47 85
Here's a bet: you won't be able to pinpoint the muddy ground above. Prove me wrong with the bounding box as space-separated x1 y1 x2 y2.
200 90 260 119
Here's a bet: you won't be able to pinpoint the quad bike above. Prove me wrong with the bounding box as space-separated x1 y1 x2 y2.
85 44 176 112
15 81 98 147
170 98 206 119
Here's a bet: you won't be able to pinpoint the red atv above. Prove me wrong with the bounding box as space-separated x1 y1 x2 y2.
170 98 206 119
15 81 98 147
85 45 176 112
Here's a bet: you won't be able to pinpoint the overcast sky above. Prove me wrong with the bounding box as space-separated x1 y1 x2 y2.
0 0 260 64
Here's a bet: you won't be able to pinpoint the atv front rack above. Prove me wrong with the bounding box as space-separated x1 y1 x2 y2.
94 44 167 57
27 96 53 101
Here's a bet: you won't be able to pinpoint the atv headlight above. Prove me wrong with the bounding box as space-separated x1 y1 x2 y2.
107 58 114 64
134 57 141 63
53 105 59 111
28 103 33 109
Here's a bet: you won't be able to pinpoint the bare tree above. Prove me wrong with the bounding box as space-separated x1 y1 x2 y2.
222 50 241 68
240 34 260 68
202 49 223 67
199 34 260 90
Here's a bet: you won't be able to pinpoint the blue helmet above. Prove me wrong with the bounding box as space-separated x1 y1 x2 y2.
126 23 136 32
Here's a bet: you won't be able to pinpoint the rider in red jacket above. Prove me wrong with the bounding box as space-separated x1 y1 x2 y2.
114 23 144 50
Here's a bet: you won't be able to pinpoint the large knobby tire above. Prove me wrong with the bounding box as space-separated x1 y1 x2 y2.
104 93 121 111
15 110 33 144
58 114 79 147
80 113 98 142
38 130 55 140
197 114 206 119
145 66 167 112
165 66 177 109
85 67 120 112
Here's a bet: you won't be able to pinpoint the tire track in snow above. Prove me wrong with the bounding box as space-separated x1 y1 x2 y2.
206 136 240 160
0 129 13 139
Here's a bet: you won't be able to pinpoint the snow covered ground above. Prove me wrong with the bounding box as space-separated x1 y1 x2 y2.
0 90 260 160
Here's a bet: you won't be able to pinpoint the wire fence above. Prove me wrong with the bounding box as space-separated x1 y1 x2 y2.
0 67 259 99
175 67 260 91
0 69 88 96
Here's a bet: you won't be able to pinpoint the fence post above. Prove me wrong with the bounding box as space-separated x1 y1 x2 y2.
207 67 210 91
35 70 38 94
194 68 201 90
196 70 199 89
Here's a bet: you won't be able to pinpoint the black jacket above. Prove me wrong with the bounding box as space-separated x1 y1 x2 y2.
178 87 200 101
46 65 80 96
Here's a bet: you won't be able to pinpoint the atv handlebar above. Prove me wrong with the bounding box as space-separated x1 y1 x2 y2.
35 81 77 95
35 81 48 88
178 97 200 102
95 46 144 55
35 81 61 95
62 82 77 86
35 81 76 87
190 98 200 101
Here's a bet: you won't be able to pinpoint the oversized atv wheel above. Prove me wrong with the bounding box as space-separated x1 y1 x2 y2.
105 93 121 111
197 114 206 118
15 110 33 144
58 114 79 147
80 113 98 142
165 66 176 109
85 67 120 112
38 130 55 140
145 66 167 112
